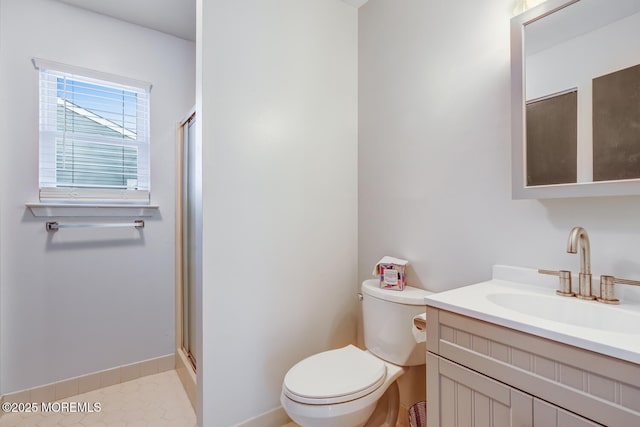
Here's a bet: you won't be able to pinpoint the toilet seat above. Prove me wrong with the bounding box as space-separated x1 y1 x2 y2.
283 345 386 405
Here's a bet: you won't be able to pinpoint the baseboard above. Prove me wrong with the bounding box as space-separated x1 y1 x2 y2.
233 406 291 427
2 354 174 405
176 348 196 410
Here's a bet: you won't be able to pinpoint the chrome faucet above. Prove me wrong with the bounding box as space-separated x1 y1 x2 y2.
567 226 594 300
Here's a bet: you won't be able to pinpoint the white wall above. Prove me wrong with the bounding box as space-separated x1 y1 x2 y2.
359 0 640 295
0 0 195 393
198 1 358 425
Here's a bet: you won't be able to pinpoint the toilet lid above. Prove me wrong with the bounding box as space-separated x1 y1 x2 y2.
283 345 386 405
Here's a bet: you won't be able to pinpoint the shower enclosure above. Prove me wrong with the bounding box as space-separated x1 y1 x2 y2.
182 112 197 369
176 110 199 409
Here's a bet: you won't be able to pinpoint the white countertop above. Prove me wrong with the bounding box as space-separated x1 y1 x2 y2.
424 265 640 364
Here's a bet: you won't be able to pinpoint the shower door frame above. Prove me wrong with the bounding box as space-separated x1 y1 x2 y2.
175 107 198 409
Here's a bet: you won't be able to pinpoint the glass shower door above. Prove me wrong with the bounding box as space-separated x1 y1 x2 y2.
182 114 197 370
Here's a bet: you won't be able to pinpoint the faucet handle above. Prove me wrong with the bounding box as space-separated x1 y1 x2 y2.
539 269 575 297
598 275 640 305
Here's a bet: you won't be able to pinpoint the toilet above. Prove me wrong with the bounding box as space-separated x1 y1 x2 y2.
281 279 431 427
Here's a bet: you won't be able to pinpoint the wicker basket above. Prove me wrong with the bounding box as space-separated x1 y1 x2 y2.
408 400 426 427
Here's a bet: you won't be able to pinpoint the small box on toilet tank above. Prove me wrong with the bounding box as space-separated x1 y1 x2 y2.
372 256 408 291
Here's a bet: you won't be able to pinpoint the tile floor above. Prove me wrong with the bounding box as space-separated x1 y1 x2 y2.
0 370 196 427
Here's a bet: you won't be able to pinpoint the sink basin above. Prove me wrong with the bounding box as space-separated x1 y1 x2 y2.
423 267 640 364
486 292 640 334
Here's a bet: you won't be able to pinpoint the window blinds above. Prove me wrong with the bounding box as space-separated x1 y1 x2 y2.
37 61 150 203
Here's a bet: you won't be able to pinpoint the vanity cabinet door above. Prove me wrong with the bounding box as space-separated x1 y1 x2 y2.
534 399 603 427
427 353 533 427
426 307 640 426
426 353 603 427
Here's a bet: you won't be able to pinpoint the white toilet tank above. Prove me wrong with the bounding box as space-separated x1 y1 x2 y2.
361 279 432 366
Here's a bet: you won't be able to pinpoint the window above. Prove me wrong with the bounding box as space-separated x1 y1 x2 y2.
36 59 150 203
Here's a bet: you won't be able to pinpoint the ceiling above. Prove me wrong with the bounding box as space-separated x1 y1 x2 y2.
54 0 369 43
342 0 369 7
56 0 197 41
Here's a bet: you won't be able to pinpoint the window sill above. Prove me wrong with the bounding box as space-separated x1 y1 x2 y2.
26 202 159 217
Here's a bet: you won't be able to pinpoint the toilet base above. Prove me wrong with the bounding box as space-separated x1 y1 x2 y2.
364 381 400 427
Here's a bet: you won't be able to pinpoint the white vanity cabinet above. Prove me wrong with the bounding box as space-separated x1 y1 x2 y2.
426 308 640 427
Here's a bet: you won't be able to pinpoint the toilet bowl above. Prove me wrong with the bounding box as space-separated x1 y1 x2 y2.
281 345 405 427
281 280 432 427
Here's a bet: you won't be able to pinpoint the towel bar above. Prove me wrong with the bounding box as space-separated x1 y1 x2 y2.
46 220 144 231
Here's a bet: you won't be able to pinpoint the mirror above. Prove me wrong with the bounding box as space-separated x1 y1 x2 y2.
511 0 640 198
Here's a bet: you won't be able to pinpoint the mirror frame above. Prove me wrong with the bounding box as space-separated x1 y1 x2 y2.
511 0 640 199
